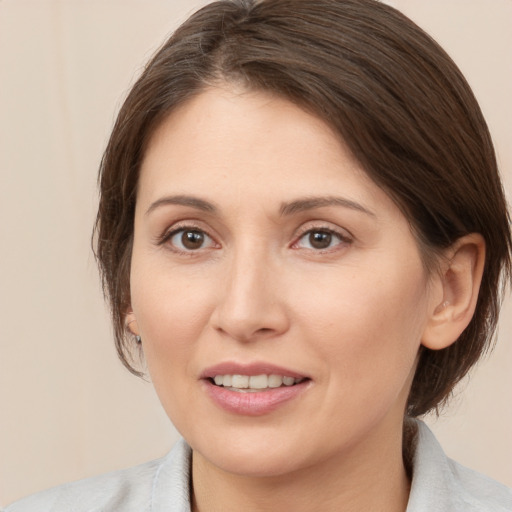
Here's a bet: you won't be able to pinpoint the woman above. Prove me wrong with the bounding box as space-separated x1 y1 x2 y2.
5 0 511 510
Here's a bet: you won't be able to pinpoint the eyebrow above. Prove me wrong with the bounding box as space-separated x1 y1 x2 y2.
145 194 375 218
279 196 376 217
145 195 217 216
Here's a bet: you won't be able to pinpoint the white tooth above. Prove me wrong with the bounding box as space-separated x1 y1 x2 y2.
283 376 295 386
232 374 249 388
249 374 268 389
223 375 232 387
214 375 223 386
268 375 283 388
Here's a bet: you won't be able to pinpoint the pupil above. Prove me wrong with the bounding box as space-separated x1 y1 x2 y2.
182 230 204 249
309 231 331 249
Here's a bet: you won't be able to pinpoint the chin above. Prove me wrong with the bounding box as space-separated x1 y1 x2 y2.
189 427 313 478
204 448 306 478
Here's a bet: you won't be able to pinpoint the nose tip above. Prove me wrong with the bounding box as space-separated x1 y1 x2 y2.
212 296 289 343
210 260 289 343
214 322 281 343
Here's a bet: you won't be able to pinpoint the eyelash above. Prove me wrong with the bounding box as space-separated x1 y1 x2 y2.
291 226 353 252
158 223 218 255
158 223 353 255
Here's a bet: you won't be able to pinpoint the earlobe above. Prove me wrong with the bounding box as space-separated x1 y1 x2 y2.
422 233 485 351
125 310 140 336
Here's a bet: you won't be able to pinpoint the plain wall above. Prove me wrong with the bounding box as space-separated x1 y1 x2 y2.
0 0 510 506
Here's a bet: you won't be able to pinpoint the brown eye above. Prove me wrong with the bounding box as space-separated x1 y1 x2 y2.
309 231 332 249
182 230 204 249
295 228 349 251
168 229 215 251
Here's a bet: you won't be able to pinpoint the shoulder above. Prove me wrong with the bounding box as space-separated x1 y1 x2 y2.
445 457 512 512
408 421 512 512
3 459 160 512
3 439 192 512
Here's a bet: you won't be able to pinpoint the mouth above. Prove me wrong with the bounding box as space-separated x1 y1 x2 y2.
201 363 311 415
209 374 308 392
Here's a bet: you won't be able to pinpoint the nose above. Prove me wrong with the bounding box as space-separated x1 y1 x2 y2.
210 247 290 342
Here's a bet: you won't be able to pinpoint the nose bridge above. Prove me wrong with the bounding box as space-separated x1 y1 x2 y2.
212 239 288 341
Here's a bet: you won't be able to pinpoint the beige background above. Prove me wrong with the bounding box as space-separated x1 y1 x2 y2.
0 0 511 506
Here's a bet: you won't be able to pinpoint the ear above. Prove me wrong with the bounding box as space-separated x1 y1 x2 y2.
422 233 485 350
125 310 140 336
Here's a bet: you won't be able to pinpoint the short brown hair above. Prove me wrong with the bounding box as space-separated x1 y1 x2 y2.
94 0 511 417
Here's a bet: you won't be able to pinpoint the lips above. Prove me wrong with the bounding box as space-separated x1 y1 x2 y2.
200 362 311 416
201 361 308 380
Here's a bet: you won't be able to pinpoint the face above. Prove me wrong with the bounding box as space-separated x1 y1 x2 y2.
129 86 437 477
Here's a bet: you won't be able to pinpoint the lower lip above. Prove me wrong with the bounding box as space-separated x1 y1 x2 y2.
203 380 310 416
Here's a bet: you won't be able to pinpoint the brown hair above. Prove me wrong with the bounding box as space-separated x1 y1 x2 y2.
94 0 511 417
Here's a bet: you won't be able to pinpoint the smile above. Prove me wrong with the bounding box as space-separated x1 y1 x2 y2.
212 374 306 392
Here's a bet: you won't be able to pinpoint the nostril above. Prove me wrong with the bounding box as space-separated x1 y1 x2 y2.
210 298 290 342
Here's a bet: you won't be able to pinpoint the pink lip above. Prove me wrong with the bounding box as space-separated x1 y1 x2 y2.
200 361 308 380
200 361 311 416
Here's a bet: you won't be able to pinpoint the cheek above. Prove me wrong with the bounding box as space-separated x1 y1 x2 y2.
130 267 215 427
129 258 217 372
296 257 429 386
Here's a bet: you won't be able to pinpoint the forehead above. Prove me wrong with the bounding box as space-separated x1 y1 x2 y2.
139 86 386 209
144 86 352 167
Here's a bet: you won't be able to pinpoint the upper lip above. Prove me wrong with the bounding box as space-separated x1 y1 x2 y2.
200 361 309 380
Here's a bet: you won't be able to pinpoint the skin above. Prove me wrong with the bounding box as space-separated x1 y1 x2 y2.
126 86 484 512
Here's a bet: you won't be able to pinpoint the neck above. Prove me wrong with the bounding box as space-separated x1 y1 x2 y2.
191 420 411 512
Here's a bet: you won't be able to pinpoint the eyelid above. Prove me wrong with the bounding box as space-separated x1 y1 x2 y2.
293 221 353 241
290 223 353 251
155 220 352 253
156 221 220 251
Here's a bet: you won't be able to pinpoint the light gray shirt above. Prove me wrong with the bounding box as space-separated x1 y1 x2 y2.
4 421 511 511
